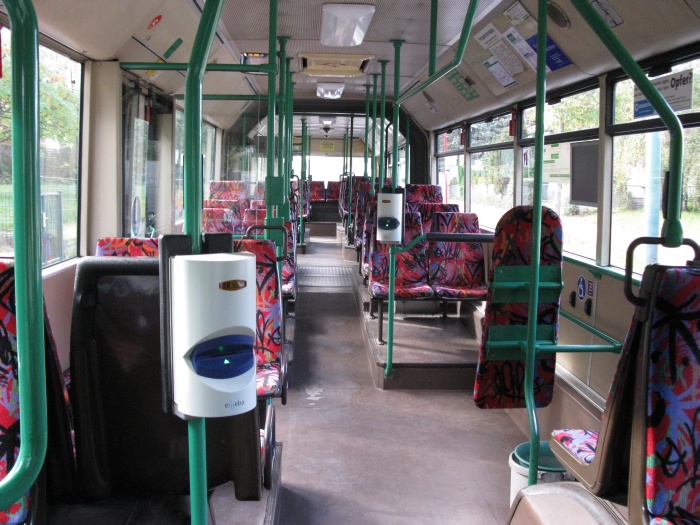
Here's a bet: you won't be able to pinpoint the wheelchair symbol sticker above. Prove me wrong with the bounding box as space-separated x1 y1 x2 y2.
577 276 586 301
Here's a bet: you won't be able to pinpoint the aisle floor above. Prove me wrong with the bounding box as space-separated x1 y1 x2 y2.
276 234 526 525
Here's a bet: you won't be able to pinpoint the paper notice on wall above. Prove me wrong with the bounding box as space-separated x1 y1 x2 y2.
475 23 503 49
589 0 624 28
484 56 517 88
503 1 531 25
489 40 525 76
503 27 548 73
633 69 694 118
526 34 572 72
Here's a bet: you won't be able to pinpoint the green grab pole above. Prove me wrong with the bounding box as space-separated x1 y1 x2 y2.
371 74 379 196
364 84 371 178
570 0 683 247
265 0 278 215
523 0 548 488
405 118 410 184
379 60 388 187
349 114 354 181
0 0 47 510
391 41 403 190
277 37 289 217
300 118 307 245
121 62 274 73
174 94 266 101
183 0 225 522
429 0 438 77
385 41 403 378
396 0 478 105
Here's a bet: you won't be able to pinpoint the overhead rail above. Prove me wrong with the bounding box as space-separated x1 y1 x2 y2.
173 94 265 101
0 0 48 510
395 0 479 106
121 62 274 74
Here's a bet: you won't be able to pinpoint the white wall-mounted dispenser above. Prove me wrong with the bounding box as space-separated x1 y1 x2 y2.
170 252 257 418
376 187 405 245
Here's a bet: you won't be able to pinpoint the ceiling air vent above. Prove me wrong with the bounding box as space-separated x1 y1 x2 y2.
299 53 374 77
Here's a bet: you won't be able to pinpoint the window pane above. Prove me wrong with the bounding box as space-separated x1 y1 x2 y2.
436 127 463 153
610 129 700 269
470 114 513 147
522 144 598 259
0 28 81 266
613 58 700 124
437 155 464 209
522 89 600 138
470 149 513 229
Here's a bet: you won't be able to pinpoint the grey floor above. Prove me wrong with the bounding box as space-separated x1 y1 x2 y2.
275 232 526 524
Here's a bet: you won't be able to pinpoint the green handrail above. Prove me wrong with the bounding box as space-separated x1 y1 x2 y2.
378 60 388 187
183 0 225 522
0 0 48 510
265 0 278 215
396 0 479 105
570 0 684 247
522 0 548 488
174 94 266 101
364 84 371 178
121 62 274 74
300 118 307 245
370 73 379 196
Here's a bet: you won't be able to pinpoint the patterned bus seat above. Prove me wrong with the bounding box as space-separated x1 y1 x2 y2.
429 212 488 305
250 199 266 211
253 181 265 201
405 184 443 207
418 203 459 233
232 239 286 402
325 181 340 203
95 237 159 257
352 181 373 247
473 206 563 410
309 180 326 202
202 208 234 233
361 202 377 280
242 209 267 233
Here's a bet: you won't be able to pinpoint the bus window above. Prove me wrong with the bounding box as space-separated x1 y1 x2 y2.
436 127 464 209
0 27 81 266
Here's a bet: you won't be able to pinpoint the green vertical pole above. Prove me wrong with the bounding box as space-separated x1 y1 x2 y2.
523 0 548 487
265 0 278 213
300 117 307 244
0 0 48 509
405 118 410 184
429 0 438 77
364 84 371 179
183 0 225 522
276 37 289 226
371 74 378 196
378 60 388 187
385 41 403 379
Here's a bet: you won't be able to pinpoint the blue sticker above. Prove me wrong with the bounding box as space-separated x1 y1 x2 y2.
577 276 586 301
526 34 572 72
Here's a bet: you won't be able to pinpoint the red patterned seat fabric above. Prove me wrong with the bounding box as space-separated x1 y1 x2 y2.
643 267 700 524
0 260 30 523
95 237 159 257
309 181 325 202
301 180 310 218
326 181 340 202
429 212 487 300
250 200 266 211
473 205 563 410
203 199 246 233
281 222 296 298
232 239 283 399
353 182 373 247
242 209 267 234
202 208 234 233
362 202 377 278
552 429 598 465
419 203 459 232
209 180 247 201
406 184 444 206
369 212 433 300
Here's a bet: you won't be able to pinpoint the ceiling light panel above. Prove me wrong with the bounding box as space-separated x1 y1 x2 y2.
321 4 376 46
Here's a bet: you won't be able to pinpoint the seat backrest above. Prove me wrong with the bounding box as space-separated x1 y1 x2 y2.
202 207 234 233
309 181 325 202
203 198 246 223
406 184 443 206
231 239 282 367
209 180 247 201
395 212 430 288
250 199 266 210
362 201 378 275
253 181 265 201
242 209 267 233
301 180 310 217
628 264 700 524
326 181 340 202
95 237 159 257
353 182 373 246
281 222 296 291
473 205 563 410
429 212 485 289
419 203 459 232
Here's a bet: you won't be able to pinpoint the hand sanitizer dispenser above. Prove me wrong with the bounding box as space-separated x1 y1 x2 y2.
377 187 405 245
170 252 257 418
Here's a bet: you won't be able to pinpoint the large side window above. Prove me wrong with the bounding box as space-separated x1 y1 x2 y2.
436 127 464 208
609 58 700 269
469 114 514 229
0 28 81 266
521 88 600 259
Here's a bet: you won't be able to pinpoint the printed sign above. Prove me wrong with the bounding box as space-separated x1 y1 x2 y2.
503 1 531 25
475 23 503 49
633 69 694 119
577 276 586 301
484 56 517 88
589 0 624 28
320 141 335 152
525 34 572 72
446 70 480 101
